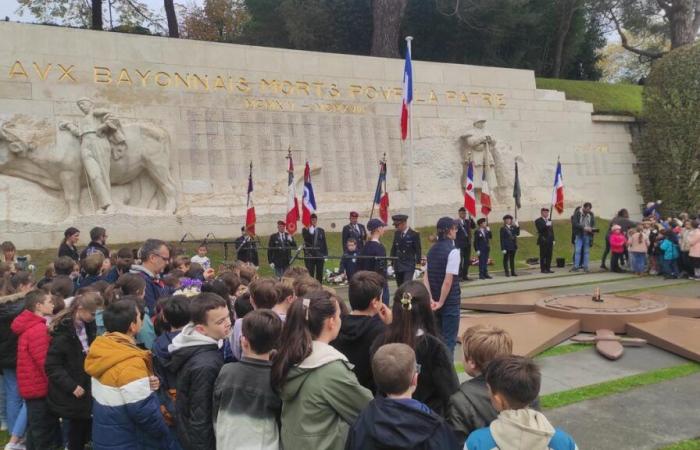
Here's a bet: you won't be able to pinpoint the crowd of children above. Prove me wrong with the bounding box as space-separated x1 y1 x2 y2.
0 222 580 450
603 207 700 279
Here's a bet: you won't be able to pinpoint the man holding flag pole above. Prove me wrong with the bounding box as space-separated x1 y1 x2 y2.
456 158 477 281
301 162 328 283
475 151 493 279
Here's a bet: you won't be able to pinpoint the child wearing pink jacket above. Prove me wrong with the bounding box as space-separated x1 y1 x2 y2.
609 225 627 273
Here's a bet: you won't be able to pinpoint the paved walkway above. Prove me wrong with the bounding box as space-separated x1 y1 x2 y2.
547 373 700 450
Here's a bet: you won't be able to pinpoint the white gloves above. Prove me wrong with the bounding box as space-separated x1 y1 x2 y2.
502 250 507 254
270 263 275 269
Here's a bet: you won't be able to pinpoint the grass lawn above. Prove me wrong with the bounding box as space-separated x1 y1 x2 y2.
21 218 610 280
535 78 642 117
659 439 700 450
535 343 593 359
540 362 700 410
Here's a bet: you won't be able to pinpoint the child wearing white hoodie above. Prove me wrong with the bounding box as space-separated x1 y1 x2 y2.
466 356 577 450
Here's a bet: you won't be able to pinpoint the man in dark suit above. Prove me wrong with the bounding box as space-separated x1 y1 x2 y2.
474 218 493 279
535 207 555 273
234 226 259 266
454 207 476 281
302 214 328 283
499 214 520 277
268 220 297 278
342 211 367 252
390 214 421 287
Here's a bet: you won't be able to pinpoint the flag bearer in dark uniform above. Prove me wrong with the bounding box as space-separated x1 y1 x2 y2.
234 226 259 266
390 214 421 287
535 207 555 273
302 214 328 283
342 211 367 251
268 220 297 278
358 218 389 304
424 217 461 355
474 218 492 279
500 214 520 277
455 207 476 281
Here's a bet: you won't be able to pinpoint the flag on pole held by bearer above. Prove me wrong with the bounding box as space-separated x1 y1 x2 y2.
286 151 300 234
552 160 564 214
464 161 476 217
373 160 390 223
513 161 522 210
245 162 256 235
400 43 413 140
480 154 492 217
302 161 317 227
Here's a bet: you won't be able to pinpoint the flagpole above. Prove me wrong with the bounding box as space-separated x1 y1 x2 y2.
513 160 518 222
406 36 415 228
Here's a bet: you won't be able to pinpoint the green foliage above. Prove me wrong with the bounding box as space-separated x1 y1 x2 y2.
540 362 700 409
535 343 593 358
536 78 643 116
659 439 700 450
636 43 700 214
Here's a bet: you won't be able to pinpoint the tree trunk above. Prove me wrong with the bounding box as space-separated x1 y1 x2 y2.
164 0 179 38
667 0 696 48
91 0 103 30
370 0 407 57
552 0 579 78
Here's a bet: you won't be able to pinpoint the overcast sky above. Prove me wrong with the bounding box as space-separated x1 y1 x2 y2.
0 0 200 22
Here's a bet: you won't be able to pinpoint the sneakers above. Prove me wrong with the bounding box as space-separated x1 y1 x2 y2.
569 267 580 272
5 442 27 450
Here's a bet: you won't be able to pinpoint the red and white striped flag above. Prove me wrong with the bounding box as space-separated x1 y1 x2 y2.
480 155 492 217
245 162 256 235
286 151 300 234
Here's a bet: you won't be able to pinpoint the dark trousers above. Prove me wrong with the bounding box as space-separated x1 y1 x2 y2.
503 250 516 275
539 243 553 272
305 258 324 283
67 418 91 450
459 246 472 279
611 252 624 273
478 249 490 278
26 397 61 450
436 305 459 357
601 233 611 267
395 270 414 288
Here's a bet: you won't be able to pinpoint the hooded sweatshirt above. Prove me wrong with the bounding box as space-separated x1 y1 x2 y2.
280 341 373 450
345 396 457 450
84 332 177 450
12 309 51 399
130 265 167 315
331 314 386 391
168 323 224 450
466 409 577 450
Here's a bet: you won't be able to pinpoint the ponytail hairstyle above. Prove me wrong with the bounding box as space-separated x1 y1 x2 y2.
50 291 102 332
636 224 644 244
378 280 437 350
104 273 146 306
62 227 80 245
270 289 338 390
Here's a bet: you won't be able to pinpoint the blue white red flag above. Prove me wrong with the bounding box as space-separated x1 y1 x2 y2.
245 162 256 235
286 152 299 234
480 154 492 217
373 161 389 223
552 160 564 214
464 161 476 217
400 44 413 140
302 161 317 227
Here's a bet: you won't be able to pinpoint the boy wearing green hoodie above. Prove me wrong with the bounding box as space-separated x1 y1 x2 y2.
466 356 577 450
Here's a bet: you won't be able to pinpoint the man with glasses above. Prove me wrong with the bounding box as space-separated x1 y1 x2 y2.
130 239 170 315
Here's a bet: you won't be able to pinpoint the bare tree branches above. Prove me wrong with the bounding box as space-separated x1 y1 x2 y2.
608 6 666 58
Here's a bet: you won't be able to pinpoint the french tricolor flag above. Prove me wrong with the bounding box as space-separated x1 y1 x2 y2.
552 160 564 214
301 161 317 227
286 152 300 234
400 42 413 140
464 161 476 217
480 154 492 217
245 162 256 235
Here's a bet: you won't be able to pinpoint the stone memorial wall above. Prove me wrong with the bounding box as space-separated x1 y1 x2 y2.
0 22 642 249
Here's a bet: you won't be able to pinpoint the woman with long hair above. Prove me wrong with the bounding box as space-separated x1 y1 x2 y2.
371 280 459 416
271 290 372 450
45 292 101 449
58 227 81 262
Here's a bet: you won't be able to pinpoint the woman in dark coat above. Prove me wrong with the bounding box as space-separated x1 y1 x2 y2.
58 227 81 261
45 292 100 450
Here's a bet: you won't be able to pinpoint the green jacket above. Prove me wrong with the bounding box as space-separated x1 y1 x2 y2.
280 341 373 450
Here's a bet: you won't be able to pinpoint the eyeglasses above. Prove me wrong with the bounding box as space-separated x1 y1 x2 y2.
153 254 170 262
